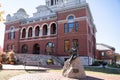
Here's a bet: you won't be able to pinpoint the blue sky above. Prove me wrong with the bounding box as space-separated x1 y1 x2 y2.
0 0 120 53
87 0 120 53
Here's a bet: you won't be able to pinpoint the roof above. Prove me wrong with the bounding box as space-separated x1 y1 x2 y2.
97 43 115 51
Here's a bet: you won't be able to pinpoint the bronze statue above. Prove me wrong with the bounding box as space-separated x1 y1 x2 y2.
62 47 86 78
68 47 79 64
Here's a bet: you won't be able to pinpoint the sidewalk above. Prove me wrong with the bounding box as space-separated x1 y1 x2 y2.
3 64 48 70
9 72 80 80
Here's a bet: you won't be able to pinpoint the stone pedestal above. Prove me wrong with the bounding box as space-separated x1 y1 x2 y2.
62 57 86 79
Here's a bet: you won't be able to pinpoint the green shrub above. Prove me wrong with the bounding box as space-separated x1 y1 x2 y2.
92 60 104 66
108 64 120 68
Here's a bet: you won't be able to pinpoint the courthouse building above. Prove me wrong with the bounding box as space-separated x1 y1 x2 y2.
4 0 96 65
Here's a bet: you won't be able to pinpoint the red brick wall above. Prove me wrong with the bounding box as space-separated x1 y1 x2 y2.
57 8 90 56
96 50 113 60
58 8 87 20
19 37 57 55
4 22 20 52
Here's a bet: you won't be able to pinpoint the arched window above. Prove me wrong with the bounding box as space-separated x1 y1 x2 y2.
45 42 54 55
28 27 32 37
33 43 40 54
8 26 15 40
68 16 74 20
50 23 57 34
35 26 40 36
22 28 26 38
43 25 48 35
68 15 74 32
21 44 28 53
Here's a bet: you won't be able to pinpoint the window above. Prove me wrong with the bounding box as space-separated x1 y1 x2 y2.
28 27 32 37
68 15 74 32
64 23 67 33
64 15 79 33
45 42 54 55
75 22 79 31
101 52 105 57
8 26 15 40
43 25 48 35
51 23 56 34
35 26 40 36
21 44 28 53
22 28 26 38
72 39 78 48
68 16 74 20
64 40 70 52
51 0 54 5
68 23 74 32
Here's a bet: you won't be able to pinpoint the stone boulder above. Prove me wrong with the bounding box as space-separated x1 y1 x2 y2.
62 57 86 79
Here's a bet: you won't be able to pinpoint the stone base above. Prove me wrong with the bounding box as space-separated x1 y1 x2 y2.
62 57 86 79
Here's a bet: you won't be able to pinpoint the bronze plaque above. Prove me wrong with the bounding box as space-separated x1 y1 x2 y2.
73 69 79 73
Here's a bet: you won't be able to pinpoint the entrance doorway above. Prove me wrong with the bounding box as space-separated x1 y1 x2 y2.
33 44 40 54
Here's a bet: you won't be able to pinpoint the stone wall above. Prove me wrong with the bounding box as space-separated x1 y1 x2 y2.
15 54 62 66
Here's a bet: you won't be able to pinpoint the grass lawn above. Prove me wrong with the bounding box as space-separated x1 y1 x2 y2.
84 66 120 75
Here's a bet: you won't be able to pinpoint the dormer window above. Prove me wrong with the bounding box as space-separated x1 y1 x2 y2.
46 0 63 6
51 0 54 5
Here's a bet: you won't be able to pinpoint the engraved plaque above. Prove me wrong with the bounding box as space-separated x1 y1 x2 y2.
73 69 79 73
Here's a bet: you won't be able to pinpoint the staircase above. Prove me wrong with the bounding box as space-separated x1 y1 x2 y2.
15 54 64 66
51 56 64 66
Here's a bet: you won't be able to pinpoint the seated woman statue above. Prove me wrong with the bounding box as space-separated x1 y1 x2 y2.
68 46 79 64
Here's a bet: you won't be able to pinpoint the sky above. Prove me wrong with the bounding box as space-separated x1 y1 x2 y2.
0 0 120 53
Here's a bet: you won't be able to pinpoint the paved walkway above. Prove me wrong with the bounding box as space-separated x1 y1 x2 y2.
8 72 105 80
3 64 48 70
9 72 80 80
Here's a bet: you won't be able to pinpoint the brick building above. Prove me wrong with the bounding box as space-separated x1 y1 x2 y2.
4 0 96 65
96 43 115 63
